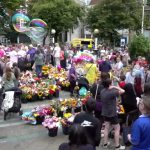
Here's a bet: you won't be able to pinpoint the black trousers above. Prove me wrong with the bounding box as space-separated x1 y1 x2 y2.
70 80 76 94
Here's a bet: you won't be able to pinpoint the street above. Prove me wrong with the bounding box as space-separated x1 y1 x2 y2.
0 91 130 150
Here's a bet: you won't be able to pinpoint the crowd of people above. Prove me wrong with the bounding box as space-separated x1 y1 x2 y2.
0 42 150 150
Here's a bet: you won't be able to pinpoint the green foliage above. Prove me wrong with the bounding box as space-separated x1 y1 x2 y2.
87 0 142 43
0 0 24 11
129 35 150 58
147 0 150 6
29 0 84 35
0 0 24 34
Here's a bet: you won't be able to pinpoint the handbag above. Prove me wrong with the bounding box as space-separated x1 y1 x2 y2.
95 84 102 112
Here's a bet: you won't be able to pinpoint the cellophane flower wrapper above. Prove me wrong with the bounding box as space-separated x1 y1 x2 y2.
22 112 36 125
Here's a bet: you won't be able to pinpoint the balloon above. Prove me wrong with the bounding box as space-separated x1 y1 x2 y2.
29 19 47 28
12 13 30 32
79 87 87 96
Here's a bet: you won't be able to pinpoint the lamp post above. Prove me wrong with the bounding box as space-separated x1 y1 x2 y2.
94 29 99 50
51 29 56 44
141 0 145 34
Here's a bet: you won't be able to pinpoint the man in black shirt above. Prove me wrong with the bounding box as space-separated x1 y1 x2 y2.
73 97 101 148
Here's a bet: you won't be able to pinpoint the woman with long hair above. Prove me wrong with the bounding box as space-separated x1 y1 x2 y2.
59 124 94 150
2 66 16 90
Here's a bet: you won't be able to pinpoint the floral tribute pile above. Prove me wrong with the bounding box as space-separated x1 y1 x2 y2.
44 66 70 90
19 66 71 102
19 71 60 102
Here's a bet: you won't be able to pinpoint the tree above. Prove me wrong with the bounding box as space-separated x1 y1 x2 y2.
29 0 84 42
129 34 150 58
87 0 142 45
147 0 150 6
0 0 24 33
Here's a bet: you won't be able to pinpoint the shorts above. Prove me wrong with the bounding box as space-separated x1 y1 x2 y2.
103 116 119 125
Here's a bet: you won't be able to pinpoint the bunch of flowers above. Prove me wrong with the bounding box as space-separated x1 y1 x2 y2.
22 105 55 125
22 112 37 124
117 104 125 114
42 116 60 129
32 105 55 117
60 80 70 88
60 113 74 127
42 66 50 76
59 98 82 113
20 71 60 101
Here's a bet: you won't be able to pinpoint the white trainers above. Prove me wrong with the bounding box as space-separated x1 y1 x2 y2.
115 145 125 150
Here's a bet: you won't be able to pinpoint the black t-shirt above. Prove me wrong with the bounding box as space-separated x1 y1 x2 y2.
73 112 101 146
90 82 104 101
58 143 94 150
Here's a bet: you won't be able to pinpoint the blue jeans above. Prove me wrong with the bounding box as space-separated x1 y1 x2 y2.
35 65 42 77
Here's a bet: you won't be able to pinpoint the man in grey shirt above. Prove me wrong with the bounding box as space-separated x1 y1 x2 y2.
101 79 125 150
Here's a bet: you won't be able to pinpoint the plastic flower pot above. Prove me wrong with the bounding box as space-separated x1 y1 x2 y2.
21 97 28 104
54 90 59 98
74 107 81 113
66 108 72 113
32 94 38 102
36 116 45 125
57 111 63 118
48 127 58 137
62 125 70 135
48 94 53 100
82 104 86 111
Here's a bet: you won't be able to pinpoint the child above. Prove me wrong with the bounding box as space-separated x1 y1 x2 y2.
128 94 150 150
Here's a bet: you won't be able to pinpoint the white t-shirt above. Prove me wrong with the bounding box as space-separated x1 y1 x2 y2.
18 50 26 58
9 50 18 64
125 72 135 84
54 47 61 58
115 61 123 70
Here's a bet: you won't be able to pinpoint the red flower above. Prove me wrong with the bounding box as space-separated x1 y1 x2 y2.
49 89 55 95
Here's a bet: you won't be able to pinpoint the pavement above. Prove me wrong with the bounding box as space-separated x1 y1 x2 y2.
0 91 131 150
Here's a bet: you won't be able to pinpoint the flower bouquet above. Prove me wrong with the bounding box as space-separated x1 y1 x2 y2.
42 66 50 78
42 116 60 137
22 105 55 125
60 113 74 135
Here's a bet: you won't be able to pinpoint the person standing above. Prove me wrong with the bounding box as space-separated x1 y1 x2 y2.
34 50 44 77
85 60 99 85
53 43 61 66
73 97 101 149
99 56 112 73
2 66 16 91
18 46 26 72
59 124 94 150
9 47 18 68
60 48 66 69
12 63 20 88
45 46 52 65
68 63 77 97
114 57 123 77
27 44 36 70
101 79 125 150
128 95 150 150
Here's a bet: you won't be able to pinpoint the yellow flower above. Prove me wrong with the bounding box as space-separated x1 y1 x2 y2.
71 100 77 107
64 113 72 119
26 94 32 99
38 91 43 97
